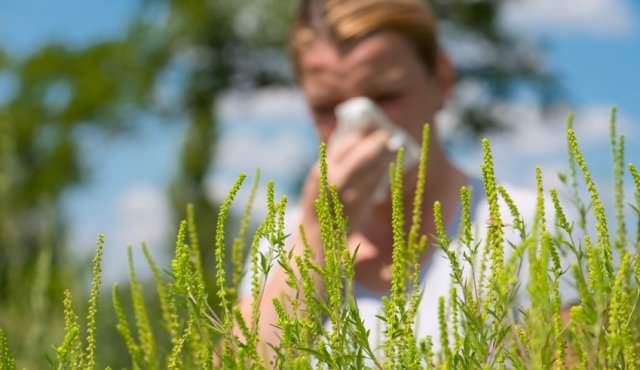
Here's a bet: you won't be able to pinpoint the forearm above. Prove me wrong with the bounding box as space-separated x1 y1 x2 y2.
236 211 326 354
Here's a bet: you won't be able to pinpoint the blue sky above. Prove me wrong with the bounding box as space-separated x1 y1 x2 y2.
2 0 639 281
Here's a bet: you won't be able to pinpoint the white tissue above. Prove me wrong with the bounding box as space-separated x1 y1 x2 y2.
332 97 421 203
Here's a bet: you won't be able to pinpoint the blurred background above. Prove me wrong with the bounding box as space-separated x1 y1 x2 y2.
1 0 639 367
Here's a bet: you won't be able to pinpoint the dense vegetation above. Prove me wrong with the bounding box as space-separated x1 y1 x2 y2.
2 111 640 369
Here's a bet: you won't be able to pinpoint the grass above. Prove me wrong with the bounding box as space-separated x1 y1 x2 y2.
2 110 640 369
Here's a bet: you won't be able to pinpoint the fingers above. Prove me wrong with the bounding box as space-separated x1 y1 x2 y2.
327 129 396 209
338 128 394 178
302 126 398 230
328 125 375 162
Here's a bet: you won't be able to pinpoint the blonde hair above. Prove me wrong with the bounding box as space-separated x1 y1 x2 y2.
289 0 440 76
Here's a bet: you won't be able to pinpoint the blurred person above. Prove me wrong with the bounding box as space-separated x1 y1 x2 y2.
237 0 573 360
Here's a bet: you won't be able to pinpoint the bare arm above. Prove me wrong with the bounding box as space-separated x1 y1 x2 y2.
235 208 325 354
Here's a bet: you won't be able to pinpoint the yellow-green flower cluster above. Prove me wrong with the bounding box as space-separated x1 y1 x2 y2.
0 328 16 370
610 108 628 252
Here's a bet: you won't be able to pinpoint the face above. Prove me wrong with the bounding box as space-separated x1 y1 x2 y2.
298 31 451 144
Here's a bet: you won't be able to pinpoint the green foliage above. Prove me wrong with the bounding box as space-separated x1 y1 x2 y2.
629 163 640 246
231 169 261 300
0 328 16 370
3 112 640 368
610 108 627 253
54 235 104 370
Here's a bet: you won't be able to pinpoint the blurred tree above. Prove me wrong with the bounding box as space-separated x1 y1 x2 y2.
0 0 561 363
0 0 562 310
430 0 562 136
0 0 562 288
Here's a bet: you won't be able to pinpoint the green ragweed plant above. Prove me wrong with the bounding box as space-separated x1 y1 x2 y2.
2 110 640 369
53 234 104 370
0 327 17 370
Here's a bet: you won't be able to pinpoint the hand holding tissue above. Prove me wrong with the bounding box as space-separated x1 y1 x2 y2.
332 97 421 203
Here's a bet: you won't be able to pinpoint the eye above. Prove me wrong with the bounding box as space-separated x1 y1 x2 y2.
372 93 400 105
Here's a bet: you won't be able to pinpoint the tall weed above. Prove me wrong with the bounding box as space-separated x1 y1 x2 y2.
2 111 640 369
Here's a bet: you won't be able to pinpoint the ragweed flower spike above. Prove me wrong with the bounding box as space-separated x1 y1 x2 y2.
127 246 156 369
265 180 276 239
390 147 408 301
142 243 179 343
481 138 505 302
0 328 16 370
232 169 261 292
568 128 613 279
433 201 450 249
434 201 462 285
186 204 205 297
167 320 193 370
498 185 526 240
609 107 627 253
214 173 247 351
607 252 634 366
534 166 547 235
549 188 570 233
112 284 144 368
85 234 105 370
459 186 473 246
585 235 606 303
171 221 191 296
628 163 640 245
437 296 451 365
56 289 82 367
408 124 430 265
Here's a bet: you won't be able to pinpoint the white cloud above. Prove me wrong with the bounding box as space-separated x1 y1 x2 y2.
113 184 170 247
213 87 317 191
209 88 319 220
488 104 638 156
502 0 636 37
217 87 310 124
214 130 314 177
70 184 172 283
206 174 271 218
441 98 637 154
440 99 639 189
